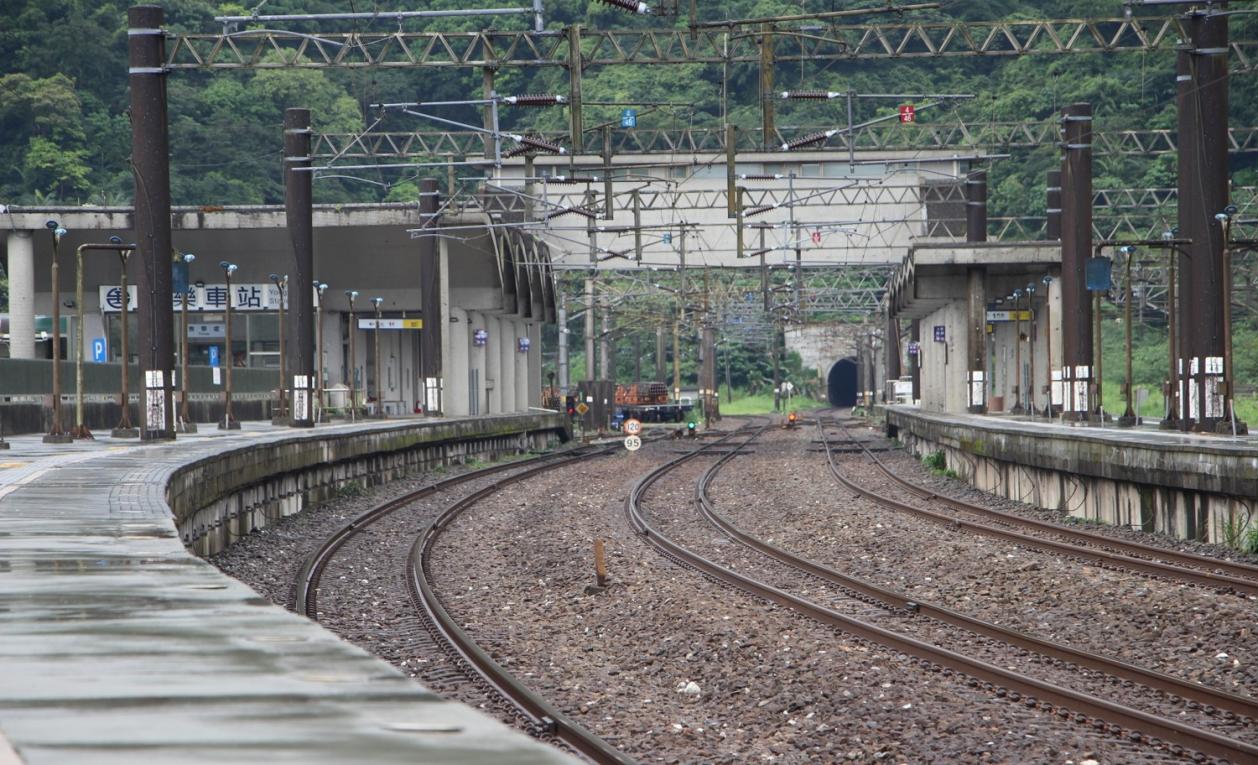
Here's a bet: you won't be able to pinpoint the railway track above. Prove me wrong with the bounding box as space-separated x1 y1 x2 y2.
627 417 1258 764
293 445 637 765
822 415 1258 598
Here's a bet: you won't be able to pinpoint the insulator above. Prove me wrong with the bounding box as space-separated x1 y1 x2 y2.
780 90 839 100
518 135 567 154
503 144 531 158
544 206 599 221
745 205 777 217
546 175 596 184
597 0 651 13
503 94 568 107
739 174 784 181
780 129 837 151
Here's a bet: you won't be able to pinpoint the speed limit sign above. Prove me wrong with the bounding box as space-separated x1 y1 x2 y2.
623 418 642 435
623 435 642 452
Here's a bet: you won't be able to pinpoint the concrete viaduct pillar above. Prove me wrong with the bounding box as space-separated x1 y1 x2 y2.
6 231 35 359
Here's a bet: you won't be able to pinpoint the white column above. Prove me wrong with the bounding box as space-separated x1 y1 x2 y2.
485 315 500 415
446 308 470 416
499 316 516 412
439 239 453 414
7 231 35 359
468 311 487 415
514 319 528 412
528 321 542 408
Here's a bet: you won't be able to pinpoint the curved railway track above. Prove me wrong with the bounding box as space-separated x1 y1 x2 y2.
626 417 1258 764
822 415 1258 598
293 445 637 765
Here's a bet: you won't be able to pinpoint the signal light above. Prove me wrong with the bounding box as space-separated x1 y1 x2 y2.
788 412 798 423
781 129 839 151
686 421 696 431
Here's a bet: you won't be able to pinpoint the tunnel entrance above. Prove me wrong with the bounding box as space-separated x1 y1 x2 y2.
827 358 858 408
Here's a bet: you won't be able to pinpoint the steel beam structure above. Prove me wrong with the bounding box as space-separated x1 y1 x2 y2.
312 124 1258 160
164 17 1258 70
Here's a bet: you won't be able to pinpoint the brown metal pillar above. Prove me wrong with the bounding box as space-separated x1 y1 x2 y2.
1060 103 1093 420
966 170 988 413
418 179 442 413
1046 170 1062 241
1180 8 1230 431
284 108 315 426
129 5 175 440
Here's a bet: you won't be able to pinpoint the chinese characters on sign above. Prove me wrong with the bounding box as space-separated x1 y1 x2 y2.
99 284 289 312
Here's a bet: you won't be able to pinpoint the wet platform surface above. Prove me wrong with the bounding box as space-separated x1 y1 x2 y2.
0 420 576 764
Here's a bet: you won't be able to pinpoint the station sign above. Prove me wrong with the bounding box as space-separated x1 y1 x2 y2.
101 283 287 312
985 310 1033 322
358 318 424 330
907 341 921 357
620 109 638 128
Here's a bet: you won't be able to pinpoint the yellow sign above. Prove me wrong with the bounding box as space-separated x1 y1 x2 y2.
575 402 590 415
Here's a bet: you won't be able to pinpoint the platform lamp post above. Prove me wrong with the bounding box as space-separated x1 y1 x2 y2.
218 261 240 430
1025 282 1037 416
176 252 196 433
72 236 138 440
112 243 137 438
1041 274 1054 417
314 281 328 421
43 220 72 444
371 297 385 418
1214 206 1248 435
345 290 359 422
1116 246 1139 427
1010 288 1025 414
269 273 288 424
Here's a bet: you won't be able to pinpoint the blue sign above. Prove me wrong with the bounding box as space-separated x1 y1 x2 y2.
1086 256 1113 291
620 109 637 128
91 337 107 363
209 345 220 368
518 337 531 353
662 232 672 244
933 325 946 343
172 261 189 294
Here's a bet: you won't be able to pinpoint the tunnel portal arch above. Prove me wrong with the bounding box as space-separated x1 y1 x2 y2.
827 358 858 408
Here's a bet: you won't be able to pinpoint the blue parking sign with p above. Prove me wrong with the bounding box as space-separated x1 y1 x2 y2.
91 338 106 363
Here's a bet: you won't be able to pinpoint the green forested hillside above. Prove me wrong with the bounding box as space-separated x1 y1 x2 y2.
2 1 1256 212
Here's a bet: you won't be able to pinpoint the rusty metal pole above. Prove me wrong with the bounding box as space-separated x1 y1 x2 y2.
1046 170 1062 241
270 275 288 423
966 170 987 413
760 24 775 149
42 222 72 444
1012 289 1024 414
219 263 240 429
115 251 136 436
179 254 195 432
284 108 315 427
910 320 922 403
1042 275 1055 417
129 5 175 440
1119 247 1137 427
1162 241 1181 429
1060 103 1094 421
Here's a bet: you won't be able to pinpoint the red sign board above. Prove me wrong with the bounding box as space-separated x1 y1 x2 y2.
810 230 822 244
898 104 916 123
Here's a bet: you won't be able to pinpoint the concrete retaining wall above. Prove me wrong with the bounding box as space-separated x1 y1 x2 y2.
887 408 1258 547
167 415 567 557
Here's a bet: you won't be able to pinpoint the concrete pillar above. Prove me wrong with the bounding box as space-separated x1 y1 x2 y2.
485 316 502 413
446 308 470 416
438 238 452 414
6 230 35 359
966 269 986 413
499 316 516 411
514 319 529 412
468 311 487 415
528 321 542 408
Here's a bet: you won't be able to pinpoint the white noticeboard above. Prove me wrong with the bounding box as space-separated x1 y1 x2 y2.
623 435 642 452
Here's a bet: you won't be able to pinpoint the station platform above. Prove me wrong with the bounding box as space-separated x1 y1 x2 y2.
884 406 1258 544
0 417 577 765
